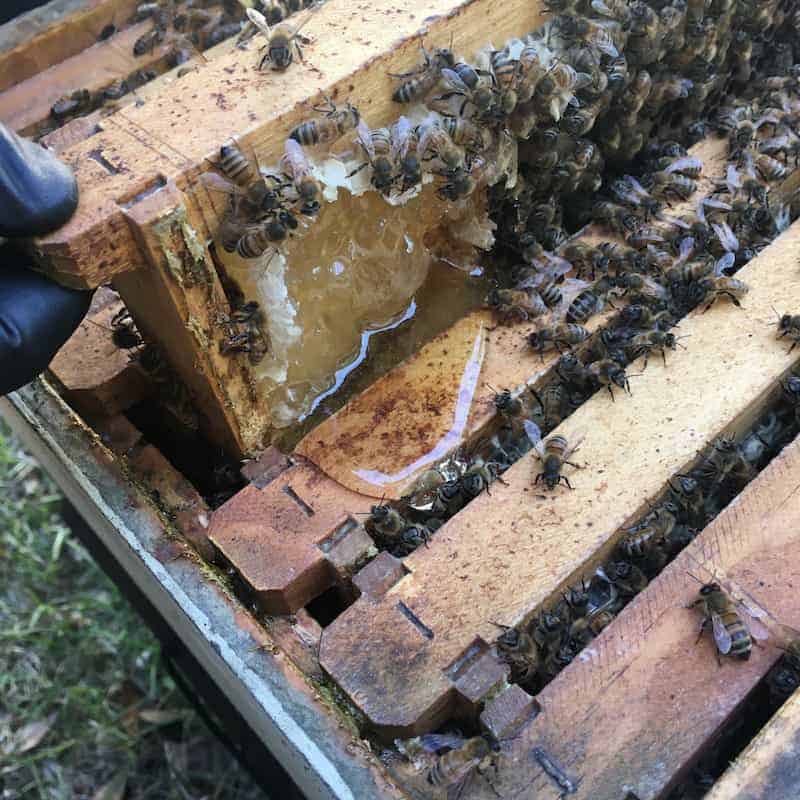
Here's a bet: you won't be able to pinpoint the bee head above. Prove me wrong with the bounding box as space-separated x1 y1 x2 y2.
700 583 719 595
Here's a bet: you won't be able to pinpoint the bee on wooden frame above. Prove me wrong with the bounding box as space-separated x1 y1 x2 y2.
246 6 316 71
686 570 770 663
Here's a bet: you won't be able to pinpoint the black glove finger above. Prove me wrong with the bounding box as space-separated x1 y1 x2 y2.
0 260 92 395
0 123 78 238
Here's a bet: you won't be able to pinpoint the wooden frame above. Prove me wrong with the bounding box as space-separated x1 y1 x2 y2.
8 1 800 798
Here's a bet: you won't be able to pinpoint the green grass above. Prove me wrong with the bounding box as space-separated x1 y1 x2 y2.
0 422 268 800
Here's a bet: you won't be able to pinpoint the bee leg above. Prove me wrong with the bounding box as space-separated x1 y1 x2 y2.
661 348 667 368
564 460 581 469
560 475 574 490
694 616 709 644
606 385 615 402
496 475 510 486
294 40 305 63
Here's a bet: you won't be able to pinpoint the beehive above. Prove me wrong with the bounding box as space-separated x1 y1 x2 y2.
7 0 800 798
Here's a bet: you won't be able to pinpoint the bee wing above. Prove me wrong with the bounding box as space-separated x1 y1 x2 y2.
714 252 736 275
391 116 413 160
200 171 243 195
523 419 544 449
356 118 376 160
660 214 692 231
712 221 739 253
564 429 586 458
283 138 305 171
439 67 470 94
676 235 696 263
624 175 650 199
737 605 770 642
664 156 703 175
543 252 573 278
245 7 271 36
725 164 742 192
417 733 468 753
643 275 668 299
711 612 733 654
776 203 792 233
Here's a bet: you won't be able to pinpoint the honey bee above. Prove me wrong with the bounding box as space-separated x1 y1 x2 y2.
219 301 270 364
540 639 578 680
516 40 555 103
565 286 605 325
647 169 698 202
535 62 586 122
556 14 620 57
418 118 465 173
697 435 753 489
592 201 639 236
605 55 629 92
434 65 496 117
604 560 648 598
246 7 314 70
235 217 289 258
133 25 167 56
528 423 583 490
588 359 633 401
559 241 609 279
530 384 567 430
527 323 591 357
687 575 769 662
351 120 395 193
609 174 661 221
487 287 547 325
280 139 321 215
667 474 706 529
289 97 360 146
620 304 673 330
696 258 749 312
216 139 256 187
755 153 788 182
50 88 94 121
429 480 467 519
629 329 684 367
391 116 422 193
556 352 595 393
441 116 489 153
459 458 505 500
389 44 454 104
393 524 433 556
619 502 677 558
364 500 407 545
532 610 566 650
490 48 520 114
492 623 540 684
775 309 800 353
398 734 497 795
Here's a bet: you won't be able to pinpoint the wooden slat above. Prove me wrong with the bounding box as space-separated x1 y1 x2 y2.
706 690 800 800
296 137 730 499
318 218 800 738
0 0 141 93
31 0 549 288
114 179 267 456
0 18 175 136
464 432 800 800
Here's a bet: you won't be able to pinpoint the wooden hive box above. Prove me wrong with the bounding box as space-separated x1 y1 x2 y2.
6 1 800 798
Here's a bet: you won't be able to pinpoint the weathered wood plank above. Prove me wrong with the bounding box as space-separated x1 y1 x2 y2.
319 218 800 738
0 0 141 93
465 432 800 800
114 179 268 456
31 0 548 288
0 18 175 136
295 136 730 499
705 690 800 800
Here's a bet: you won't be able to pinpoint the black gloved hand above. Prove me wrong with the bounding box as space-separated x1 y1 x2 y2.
0 123 92 396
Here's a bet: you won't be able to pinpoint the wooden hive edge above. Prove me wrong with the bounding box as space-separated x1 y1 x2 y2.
30 0 549 287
